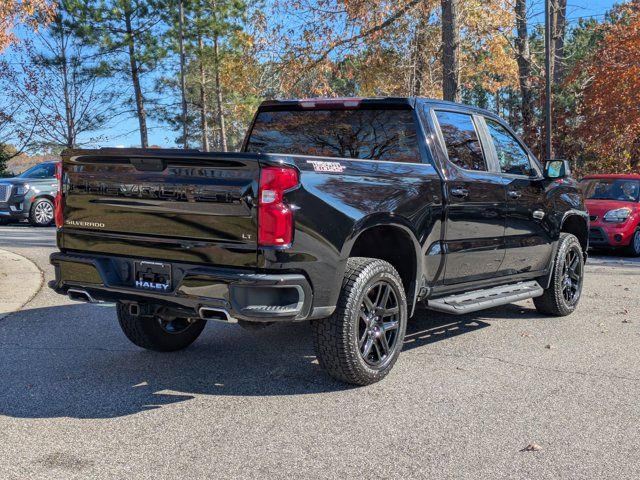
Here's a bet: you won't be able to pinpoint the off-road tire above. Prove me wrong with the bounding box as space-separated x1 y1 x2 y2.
624 228 640 257
29 198 54 226
311 257 408 385
116 302 206 352
534 233 584 316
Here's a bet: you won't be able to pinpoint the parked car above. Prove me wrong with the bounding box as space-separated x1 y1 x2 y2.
580 174 640 256
49 98 589 385
0 161 59 226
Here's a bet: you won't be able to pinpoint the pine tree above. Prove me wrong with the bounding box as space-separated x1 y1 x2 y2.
69 0 166 148
156 0 248 151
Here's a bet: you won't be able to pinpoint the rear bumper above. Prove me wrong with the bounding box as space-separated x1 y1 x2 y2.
49 251 334 322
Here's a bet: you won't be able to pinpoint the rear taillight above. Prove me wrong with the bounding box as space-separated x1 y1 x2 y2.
258 166 298 246
54 162 63 228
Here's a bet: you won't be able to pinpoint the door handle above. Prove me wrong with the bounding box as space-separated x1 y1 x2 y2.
507 190 522 199
450 187 469 198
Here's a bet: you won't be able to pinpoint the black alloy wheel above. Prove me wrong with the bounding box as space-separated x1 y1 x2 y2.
561 245 583 306
312 257 408 385
534 233 584 316
358 280 401 368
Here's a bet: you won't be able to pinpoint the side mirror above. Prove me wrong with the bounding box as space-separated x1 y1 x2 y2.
544 159 571 179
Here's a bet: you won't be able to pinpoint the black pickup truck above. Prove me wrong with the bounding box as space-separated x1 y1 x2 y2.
50 97 589 385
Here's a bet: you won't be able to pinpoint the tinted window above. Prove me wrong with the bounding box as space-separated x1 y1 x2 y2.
486 119 531 176
435 111 486 171
19 163 55 179
580 178 640 202
246 109 419 162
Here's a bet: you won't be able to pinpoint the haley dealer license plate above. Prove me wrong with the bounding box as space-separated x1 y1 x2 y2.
134 261 172 293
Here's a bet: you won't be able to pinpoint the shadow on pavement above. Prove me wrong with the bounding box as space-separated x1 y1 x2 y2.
0 302 543 419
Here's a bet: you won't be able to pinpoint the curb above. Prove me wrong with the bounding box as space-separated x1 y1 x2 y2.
0 248 44 320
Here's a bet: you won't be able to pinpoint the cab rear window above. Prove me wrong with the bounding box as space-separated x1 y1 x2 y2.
245 109 420 163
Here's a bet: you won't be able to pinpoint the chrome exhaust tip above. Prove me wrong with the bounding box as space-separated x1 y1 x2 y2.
67 288 96 303
198 306 237 323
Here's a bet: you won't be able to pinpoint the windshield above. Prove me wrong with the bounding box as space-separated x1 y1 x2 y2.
246 108 420 163
19 163 56 179
580 178 640 202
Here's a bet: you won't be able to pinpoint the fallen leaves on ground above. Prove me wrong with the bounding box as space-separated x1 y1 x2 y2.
521 442 543 452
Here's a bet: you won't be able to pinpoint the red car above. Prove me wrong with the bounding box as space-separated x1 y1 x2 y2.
580 174 640 256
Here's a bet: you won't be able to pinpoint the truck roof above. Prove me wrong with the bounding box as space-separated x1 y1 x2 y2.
258 97 500 119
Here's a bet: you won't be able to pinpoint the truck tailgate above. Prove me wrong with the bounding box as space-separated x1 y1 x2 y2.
59 150 261 267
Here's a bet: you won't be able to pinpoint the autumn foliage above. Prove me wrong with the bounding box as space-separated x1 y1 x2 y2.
0 0 56 52
574 0 640 173
0 0 639 178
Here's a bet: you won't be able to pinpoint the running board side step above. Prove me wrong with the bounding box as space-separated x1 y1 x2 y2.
426 281 544 315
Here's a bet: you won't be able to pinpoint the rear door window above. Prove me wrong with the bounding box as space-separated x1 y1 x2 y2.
246 109 420 163
434 111 487 171
485 118 532 176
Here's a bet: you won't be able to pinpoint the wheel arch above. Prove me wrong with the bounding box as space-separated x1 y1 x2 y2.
342 215 422 317
30 193 56 205
560 212 589 258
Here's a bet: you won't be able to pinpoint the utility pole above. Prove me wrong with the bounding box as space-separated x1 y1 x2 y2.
544 0 553 159
178 0 188 149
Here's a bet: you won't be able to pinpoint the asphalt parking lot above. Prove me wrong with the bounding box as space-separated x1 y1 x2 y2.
1 224 639 479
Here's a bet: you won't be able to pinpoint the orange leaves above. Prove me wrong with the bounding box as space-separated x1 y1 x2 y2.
576 1 640 173
275 0 518 98
457 0 518 95
0 0 56 52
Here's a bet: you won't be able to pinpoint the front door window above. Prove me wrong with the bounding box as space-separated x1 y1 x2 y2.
485 119 532 176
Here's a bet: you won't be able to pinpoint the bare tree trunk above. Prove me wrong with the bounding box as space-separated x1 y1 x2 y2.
552 0 567 84
57 15 74 148
213 33 227 152
178 0 188 149
124 4 148 148
507 89 515 125
515 0 534 142
198 34 209 152
411 24 427 96
441 0 460 102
